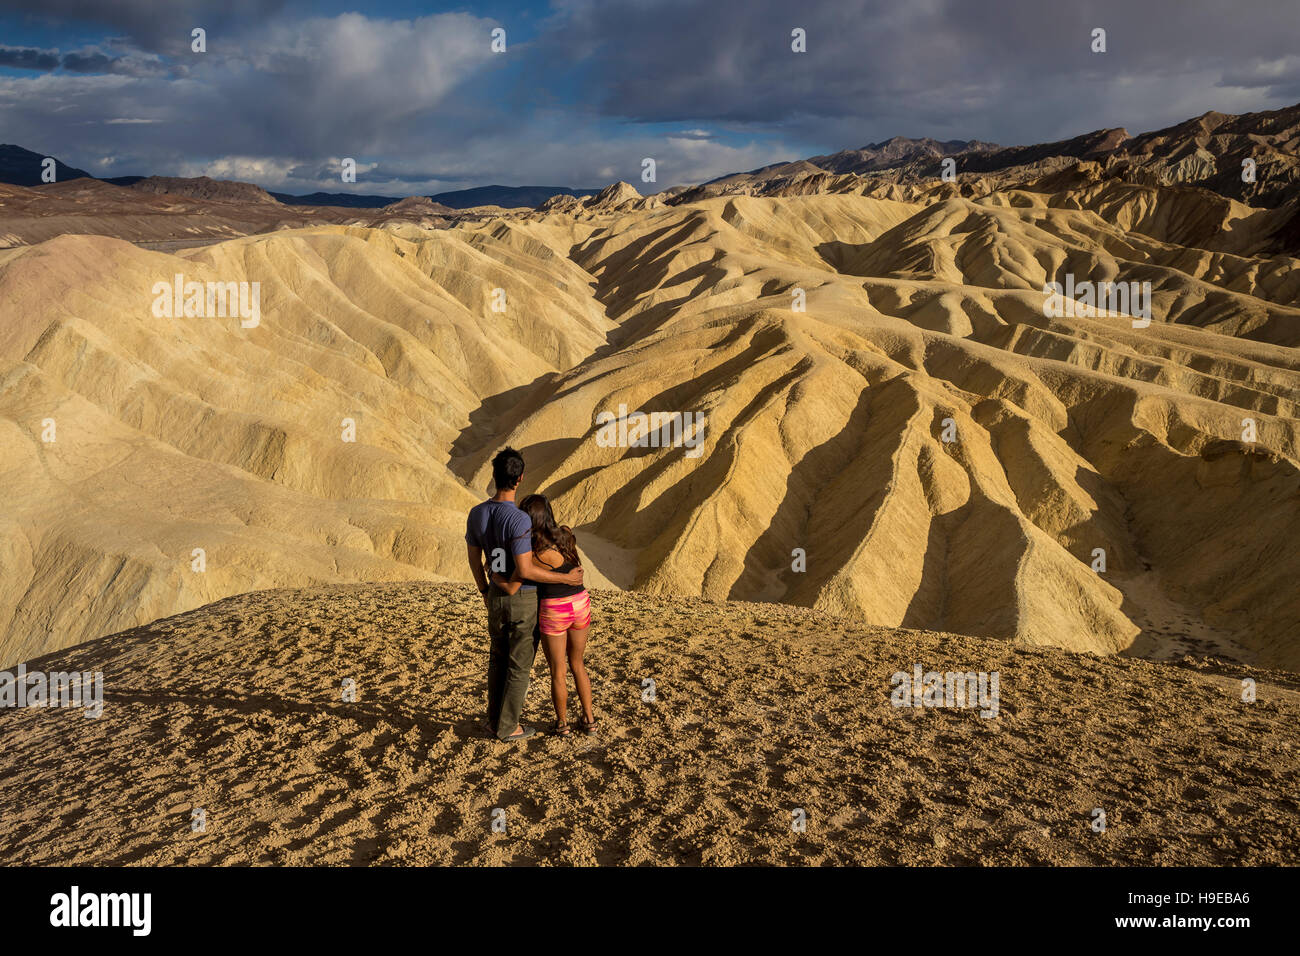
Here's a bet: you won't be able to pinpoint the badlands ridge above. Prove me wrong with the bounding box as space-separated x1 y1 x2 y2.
1 107 1298 672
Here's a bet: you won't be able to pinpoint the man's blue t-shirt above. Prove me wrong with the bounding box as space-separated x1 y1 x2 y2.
465 499 536 592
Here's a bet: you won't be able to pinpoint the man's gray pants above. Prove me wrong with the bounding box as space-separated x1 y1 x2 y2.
486 588 540 739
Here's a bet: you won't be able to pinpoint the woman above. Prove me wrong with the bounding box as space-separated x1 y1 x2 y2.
491 494 596 736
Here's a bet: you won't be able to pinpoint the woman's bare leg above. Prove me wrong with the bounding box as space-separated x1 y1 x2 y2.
566 627 593 724
542 631 569 726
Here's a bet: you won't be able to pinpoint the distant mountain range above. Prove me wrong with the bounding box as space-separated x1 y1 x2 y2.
706 137 1001 186
0 144 93 186
7 101 1300 219
436 185 600 209
692 104 1300 215
0 145 598 210
269 190 401 208
269 184 600 209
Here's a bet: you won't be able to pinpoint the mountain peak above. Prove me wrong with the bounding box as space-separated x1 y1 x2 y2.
580 181 643 210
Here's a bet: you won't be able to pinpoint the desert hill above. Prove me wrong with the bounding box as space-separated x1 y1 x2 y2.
129 175 282 205
367 196 458 228
271 190 402 208
430 185 599 210
715 103 1300 202
0 178 377 248
0 223 614 667
0 179 513 249
1 184 1298 671
801 136 1002 176
0 582 1294 866
498 193 1300 668
694 103 1300 257
1 102 1299 674
540 181 648 214
380 195 458 215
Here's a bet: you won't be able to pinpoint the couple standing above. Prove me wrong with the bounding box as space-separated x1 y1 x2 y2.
465 448 597 741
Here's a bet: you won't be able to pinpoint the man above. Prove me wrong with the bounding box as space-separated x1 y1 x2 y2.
466 448 583 741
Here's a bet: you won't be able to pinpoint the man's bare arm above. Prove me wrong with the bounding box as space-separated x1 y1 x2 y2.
466 544 489 592
490 570 523 595
490 552 525 595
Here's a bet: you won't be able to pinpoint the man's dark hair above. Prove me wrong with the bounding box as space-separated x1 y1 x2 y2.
491 447 526 491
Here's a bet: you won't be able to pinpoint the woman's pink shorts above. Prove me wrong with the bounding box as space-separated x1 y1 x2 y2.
539 590 591 636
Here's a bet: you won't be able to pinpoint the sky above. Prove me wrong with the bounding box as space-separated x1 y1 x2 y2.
1 0 1298 196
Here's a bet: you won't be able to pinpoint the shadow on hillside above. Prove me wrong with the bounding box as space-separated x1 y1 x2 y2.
730 386 878 604
578 339 810 576
815 239 873 275
448 372 561 483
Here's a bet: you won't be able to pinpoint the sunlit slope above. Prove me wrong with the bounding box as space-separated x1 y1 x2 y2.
0 225 612 665
2 193 1297 670
462 196 1300 666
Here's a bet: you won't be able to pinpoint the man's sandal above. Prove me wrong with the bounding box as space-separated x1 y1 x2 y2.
553 721 573 738
580 717 598 735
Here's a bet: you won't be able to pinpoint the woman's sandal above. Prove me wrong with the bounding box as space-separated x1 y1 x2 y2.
553 721 573 738
580 717 598 735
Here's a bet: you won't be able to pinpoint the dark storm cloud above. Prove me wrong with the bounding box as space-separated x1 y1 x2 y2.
63 50 171 76
0 43 172 77
0 46 60 70
540 0 1300 143
2 0 289 54
0 44 170 76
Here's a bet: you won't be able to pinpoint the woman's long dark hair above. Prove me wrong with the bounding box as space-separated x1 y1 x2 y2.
518 494 580 568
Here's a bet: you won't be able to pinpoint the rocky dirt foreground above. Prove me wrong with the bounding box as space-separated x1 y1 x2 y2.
0 583 1295 865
